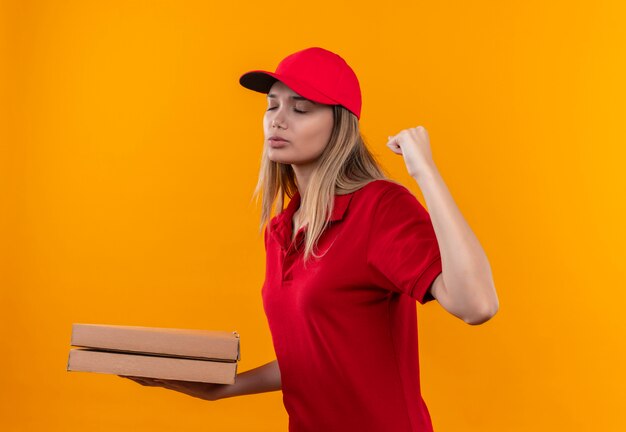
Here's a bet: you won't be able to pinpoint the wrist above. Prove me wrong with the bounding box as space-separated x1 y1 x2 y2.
213 382 235 400
412 162 438 183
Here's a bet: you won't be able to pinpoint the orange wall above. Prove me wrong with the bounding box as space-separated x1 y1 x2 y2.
1 1 625 431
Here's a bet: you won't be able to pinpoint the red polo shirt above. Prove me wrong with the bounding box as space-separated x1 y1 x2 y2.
262 179 443 432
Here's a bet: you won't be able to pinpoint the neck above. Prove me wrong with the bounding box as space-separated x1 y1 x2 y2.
291 162 317 197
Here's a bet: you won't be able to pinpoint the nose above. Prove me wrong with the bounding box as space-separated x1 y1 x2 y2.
271 116 286 129
268 106 287 129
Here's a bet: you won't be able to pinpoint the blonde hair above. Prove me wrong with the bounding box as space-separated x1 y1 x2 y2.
252 105 398 266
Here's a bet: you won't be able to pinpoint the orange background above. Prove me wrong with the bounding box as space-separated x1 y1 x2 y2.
2 1 625 431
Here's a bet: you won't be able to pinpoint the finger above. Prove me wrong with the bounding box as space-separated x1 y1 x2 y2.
119 375 141 380
153 379 182 389
128 377 148 385
123 376 155 386
139 378 162 386
386 142 402 155
388 135 403 147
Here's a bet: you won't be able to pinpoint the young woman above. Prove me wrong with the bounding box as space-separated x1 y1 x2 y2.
121 47 499 432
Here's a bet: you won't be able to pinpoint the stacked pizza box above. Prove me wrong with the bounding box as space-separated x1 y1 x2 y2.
67 323 240 384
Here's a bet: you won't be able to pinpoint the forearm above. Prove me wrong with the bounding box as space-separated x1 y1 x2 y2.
218 359 282 399
120 359 282 401
412 166 499 317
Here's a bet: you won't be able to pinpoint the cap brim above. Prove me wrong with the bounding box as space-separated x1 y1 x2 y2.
239 70 338 106
239 70 280 94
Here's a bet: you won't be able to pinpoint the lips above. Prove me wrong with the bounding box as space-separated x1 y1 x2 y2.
268 136 288 142
269 139 288 148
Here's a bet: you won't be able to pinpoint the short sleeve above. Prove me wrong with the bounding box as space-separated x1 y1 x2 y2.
366 185 443 304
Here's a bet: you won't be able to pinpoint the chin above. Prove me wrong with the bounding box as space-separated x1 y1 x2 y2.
267 155 295 164
267 149 314 166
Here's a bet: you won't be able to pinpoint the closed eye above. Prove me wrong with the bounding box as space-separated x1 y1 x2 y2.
266 107 307 114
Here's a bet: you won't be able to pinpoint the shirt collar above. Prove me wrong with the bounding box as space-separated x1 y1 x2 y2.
269 189 354 249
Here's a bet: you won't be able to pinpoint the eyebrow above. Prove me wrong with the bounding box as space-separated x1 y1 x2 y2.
267 93 315 103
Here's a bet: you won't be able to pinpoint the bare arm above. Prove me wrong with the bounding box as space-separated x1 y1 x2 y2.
119 359 282 401
387 126 499 325
219 358 282 399
414 166 499 325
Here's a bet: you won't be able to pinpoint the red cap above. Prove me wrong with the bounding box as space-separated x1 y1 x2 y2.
239 47 362 120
